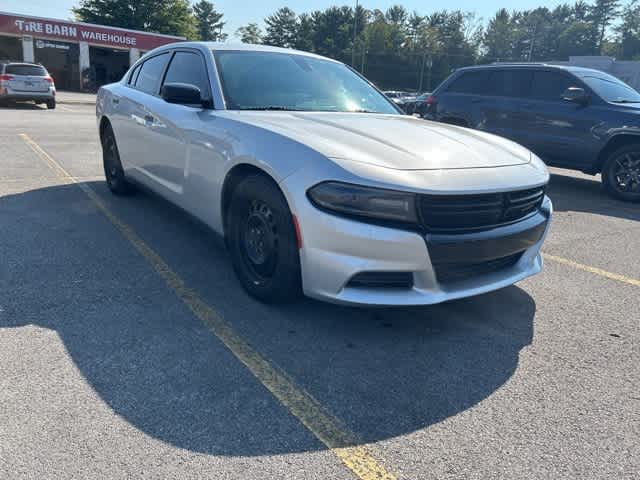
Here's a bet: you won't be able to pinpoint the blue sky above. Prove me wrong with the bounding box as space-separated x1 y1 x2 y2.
2 0 566 37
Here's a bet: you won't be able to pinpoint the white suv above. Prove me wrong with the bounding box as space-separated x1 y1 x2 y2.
0 62 56 109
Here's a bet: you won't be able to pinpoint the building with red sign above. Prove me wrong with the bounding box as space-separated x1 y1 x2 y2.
0 11 184 91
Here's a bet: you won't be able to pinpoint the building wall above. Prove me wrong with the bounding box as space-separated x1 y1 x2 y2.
0 12 183 91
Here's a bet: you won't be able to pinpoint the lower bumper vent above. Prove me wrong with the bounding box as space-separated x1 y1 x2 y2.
347 271 413 289
433 252 523 284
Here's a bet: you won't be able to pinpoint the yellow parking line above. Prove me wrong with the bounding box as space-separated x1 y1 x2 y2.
543 253 640 287
19 133 397 480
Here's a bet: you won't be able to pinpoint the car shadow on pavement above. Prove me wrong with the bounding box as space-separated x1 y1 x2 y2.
0 181 535 456
547 172 640 222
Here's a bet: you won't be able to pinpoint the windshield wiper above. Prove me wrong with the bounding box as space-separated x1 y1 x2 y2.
610 99 640 104
238 106 306 111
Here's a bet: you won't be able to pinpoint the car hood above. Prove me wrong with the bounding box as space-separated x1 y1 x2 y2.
225 111 532 170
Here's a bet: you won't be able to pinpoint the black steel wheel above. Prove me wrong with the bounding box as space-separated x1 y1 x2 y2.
102 124 135 196
227 174 301 303
602 145 640 202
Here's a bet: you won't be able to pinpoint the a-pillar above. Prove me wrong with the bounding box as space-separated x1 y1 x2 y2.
22 35 34 63
79 41 90 90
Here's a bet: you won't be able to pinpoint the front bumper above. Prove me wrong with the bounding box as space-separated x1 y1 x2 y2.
292 191 552 306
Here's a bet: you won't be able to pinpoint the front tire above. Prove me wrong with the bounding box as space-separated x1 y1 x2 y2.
226 175 301 303
601 144 640 202
101 124 135 195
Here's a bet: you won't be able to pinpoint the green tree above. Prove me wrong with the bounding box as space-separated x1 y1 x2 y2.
483 9 514 61
617 0 640 59
590 0 622 53
73 0 195 38
295 14 315 52
235 23 263 44
386 5 408 26
311 6 354 59
407 11 424 47
193 0 224 41
264 7 298 48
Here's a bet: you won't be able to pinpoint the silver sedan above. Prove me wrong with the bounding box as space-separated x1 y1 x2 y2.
96 42 552 306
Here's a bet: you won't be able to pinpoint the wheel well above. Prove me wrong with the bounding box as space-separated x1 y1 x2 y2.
596 135 640 173
99 116 111 145
221 164 279 233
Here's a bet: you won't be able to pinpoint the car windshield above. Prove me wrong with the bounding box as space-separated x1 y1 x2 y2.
213 50 399 114
6 64 47 76
580 73 640 103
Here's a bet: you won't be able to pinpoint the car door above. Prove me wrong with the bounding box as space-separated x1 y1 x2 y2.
478 69 534 144
141 49 217 207
107 61 143 170
112 52 172 181
436 70 490 126
515 69 600 168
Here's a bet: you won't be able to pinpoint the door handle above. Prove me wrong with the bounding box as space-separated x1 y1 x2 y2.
470 98 482 104
112 97 119 105
144 114 154 125
521 103 533 109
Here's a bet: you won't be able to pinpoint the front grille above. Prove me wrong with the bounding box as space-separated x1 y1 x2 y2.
419 187 544 232
433 252 523 284
347 271 413 289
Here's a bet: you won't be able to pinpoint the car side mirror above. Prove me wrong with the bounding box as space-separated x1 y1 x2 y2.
161 82 203 106
562 87 588 105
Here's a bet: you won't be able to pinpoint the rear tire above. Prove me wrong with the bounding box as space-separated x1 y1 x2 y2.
101 124 135 196
46 99 56 109
226 174 301 303
601 144 640 202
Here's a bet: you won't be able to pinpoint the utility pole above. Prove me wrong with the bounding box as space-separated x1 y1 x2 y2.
418 52 426 92
351 0 359 67
361 46 367 74
418 53 432 92
527 23 537 62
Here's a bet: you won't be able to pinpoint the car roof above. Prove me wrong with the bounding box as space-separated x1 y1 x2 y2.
2 62 46 68
148 41 341 64
454 63 604 76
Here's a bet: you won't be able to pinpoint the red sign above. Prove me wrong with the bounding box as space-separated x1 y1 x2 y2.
0 12 183 51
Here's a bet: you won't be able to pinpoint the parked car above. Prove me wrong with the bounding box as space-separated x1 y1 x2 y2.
383 90 417 112
425 64 640 201
0 62 56 109
407 92 432 116
97 42 552 305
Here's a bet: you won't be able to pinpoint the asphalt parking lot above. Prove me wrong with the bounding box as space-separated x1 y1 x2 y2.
1 103 638 480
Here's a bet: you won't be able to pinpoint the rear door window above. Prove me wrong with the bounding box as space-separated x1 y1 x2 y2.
134 53 170 95
6 64 47 76
531 71 579 101
162 51 210 97
446 71 488 94
486 70 533 98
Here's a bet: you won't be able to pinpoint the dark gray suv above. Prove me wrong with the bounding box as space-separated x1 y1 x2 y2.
425 64 640 202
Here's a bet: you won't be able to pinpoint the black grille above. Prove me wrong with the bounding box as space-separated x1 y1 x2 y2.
419 187 544 232
347 271 413 289
433 252 523 284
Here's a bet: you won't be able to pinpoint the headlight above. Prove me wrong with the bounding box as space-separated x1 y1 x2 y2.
307 182 418 224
